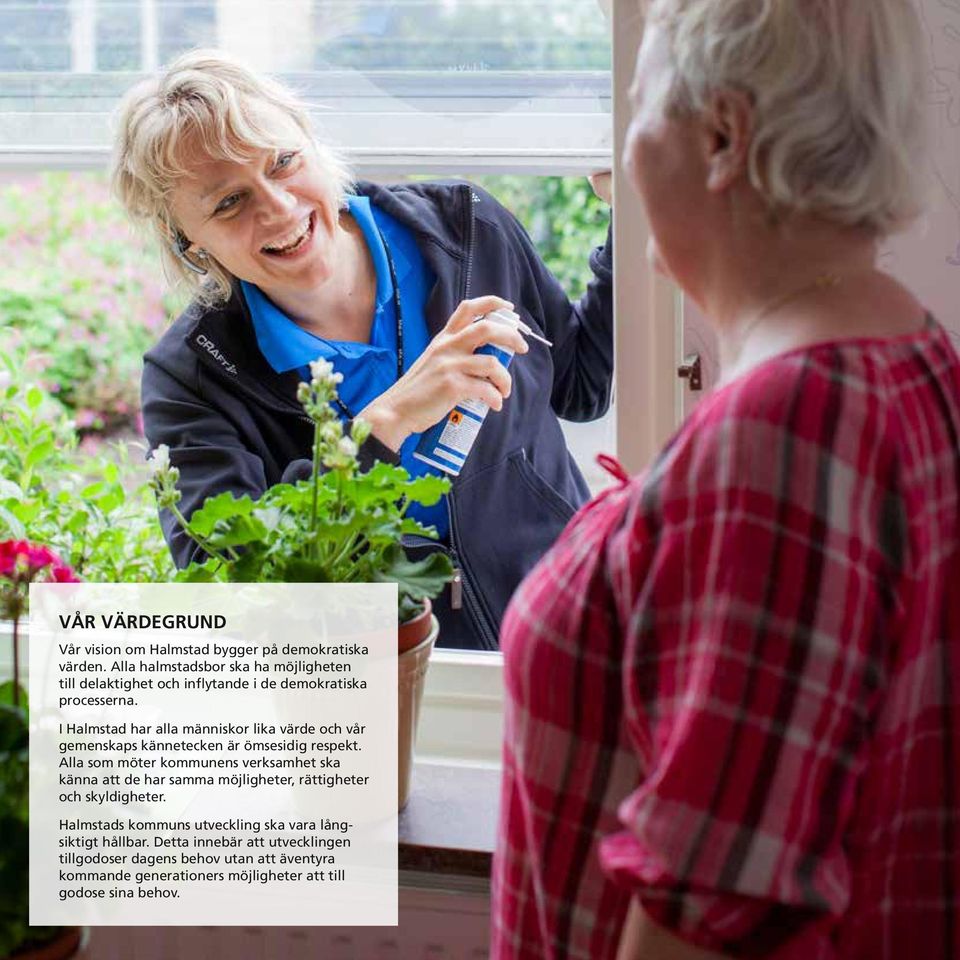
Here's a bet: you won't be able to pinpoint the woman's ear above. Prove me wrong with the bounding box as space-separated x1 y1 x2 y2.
702 88 754 193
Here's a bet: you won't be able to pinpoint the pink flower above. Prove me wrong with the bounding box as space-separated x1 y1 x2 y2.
22 543 61 572
0 539 78 582
49 564 81 583
75 409 98 428
0 540 47 577
0 540 21 577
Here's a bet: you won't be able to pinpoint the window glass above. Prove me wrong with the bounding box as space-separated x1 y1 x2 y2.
0 1 610 161
471 173 615 496
1 2 608 72
0 0 72 71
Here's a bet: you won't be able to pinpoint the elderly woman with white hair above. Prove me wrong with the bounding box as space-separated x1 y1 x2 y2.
112 51 613 651
493 1 960 958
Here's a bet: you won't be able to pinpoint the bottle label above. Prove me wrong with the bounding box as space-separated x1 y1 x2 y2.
412 408 475 475
437 406 484 454
412 314 518 476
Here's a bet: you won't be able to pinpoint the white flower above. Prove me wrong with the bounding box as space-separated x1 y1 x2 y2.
338 437 358 459
351 417 372 446
309 357 335 383
0 370 11 392
321 422 342 445
254 506 282 532
147 444 171 474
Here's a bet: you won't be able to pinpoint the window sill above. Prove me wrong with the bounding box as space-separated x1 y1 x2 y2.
417 649 504 767
399 760 500 884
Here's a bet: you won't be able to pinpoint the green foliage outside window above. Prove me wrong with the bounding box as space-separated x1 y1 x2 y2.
476 175 610 300
314 1 610 72
0 174 181 436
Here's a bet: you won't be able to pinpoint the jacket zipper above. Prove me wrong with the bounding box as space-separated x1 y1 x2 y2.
403 501 497 650
447 489 498 652
403 533 462 611
462 185 477 301
447 191 498 650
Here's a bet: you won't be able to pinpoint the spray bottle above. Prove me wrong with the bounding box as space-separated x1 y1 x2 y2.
412 308 551 476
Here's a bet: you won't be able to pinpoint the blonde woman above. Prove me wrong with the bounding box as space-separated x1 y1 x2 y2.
112 51 613 651
493 1 960 958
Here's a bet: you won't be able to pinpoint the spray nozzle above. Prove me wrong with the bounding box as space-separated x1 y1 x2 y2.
482 308 553 347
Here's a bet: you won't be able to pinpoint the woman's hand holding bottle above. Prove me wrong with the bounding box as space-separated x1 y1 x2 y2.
359 295 529 452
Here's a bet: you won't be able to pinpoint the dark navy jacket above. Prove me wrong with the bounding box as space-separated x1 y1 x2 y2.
142 180 613 650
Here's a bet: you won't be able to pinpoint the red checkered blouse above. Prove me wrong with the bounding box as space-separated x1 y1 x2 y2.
492 319 960 960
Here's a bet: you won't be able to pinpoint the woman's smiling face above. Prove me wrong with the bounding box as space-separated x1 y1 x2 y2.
168 101 344 296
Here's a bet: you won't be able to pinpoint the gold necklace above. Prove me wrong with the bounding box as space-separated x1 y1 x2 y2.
737 271 843 348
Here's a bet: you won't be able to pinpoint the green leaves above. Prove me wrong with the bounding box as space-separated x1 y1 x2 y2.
0 701 27 750
207 514 269 550
374 545 455 602
0 701 33 958
168 374 454 622
185 490 259 537
278 558 335 583
474 176 610 300
0 355 174 584
398 473 448 508
173 558 223 583
0 171 181 438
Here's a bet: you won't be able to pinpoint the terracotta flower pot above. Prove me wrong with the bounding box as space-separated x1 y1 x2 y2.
398 605 439 810
397 597 434 653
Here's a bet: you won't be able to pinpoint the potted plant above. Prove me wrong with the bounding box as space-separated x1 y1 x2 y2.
0 540 82 960
148 358 454 808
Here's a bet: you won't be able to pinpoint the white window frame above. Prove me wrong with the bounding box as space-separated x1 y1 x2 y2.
0 0 682 769
418 651 505 766
0 70 611 175
611 0 682 473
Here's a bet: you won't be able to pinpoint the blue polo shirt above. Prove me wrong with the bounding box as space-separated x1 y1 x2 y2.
241 195 448 540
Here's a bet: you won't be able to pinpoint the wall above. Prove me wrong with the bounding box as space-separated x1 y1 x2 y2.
885 0 960 337
681 0 960 410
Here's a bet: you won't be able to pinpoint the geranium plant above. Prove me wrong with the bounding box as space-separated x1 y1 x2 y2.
150 359 453 623
0 540 79 959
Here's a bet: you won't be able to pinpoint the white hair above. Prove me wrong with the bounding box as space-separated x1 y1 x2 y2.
111 49 354 304
647 0 930 235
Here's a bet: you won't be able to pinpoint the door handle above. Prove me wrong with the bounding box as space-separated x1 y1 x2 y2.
677 353 702 391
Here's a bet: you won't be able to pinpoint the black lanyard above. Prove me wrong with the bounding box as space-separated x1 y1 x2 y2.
334 226 404 421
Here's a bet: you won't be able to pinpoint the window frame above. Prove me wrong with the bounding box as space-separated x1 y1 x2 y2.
0 69 611 174
0 0 682 768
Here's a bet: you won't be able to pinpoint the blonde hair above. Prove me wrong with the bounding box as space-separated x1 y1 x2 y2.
111 49 354 304
647 0 930 235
